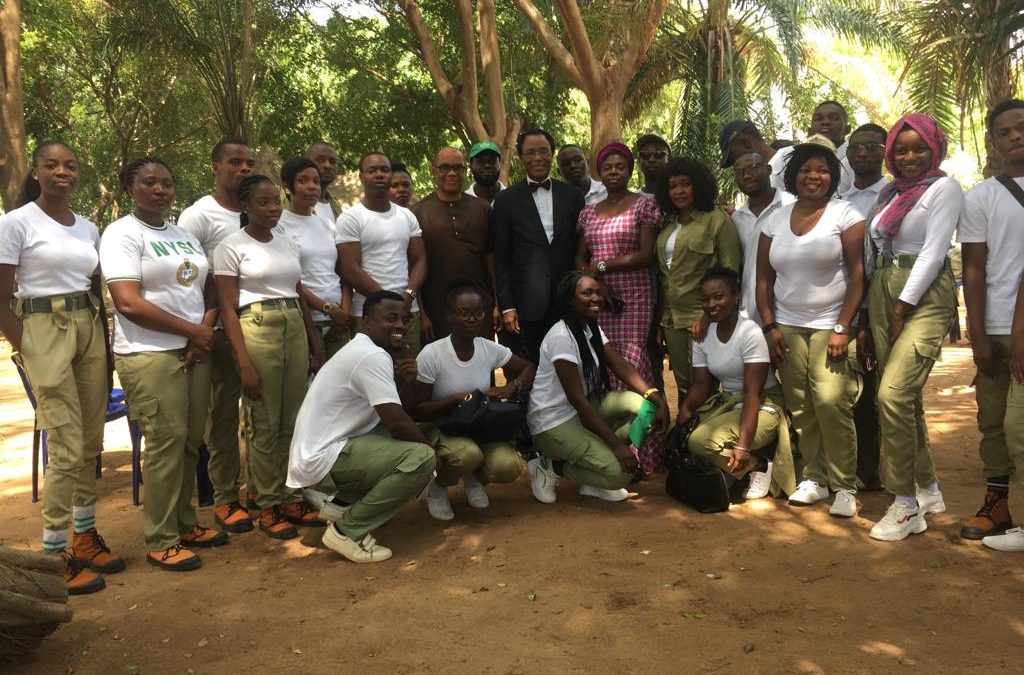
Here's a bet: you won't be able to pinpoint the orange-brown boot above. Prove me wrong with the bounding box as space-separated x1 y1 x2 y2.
213 501 254 534
961 489 1012 540
180 525 230 548
72 528 126 574
279 501 323 527
258 507 298 540
63 552 106 595
147 544 202 572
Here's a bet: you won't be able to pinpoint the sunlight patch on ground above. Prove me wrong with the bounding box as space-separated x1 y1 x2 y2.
858 640 905 658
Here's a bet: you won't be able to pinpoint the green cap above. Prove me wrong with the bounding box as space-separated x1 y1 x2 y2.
469 140 501 159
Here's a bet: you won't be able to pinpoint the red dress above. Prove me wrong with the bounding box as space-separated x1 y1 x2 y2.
578 195 665 472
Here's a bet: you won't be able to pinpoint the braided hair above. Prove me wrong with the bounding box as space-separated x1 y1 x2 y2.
556 270 610 397
237 174 275 226
118 156 173 192
15 140 76 208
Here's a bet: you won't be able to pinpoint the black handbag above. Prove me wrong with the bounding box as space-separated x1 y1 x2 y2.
439 389 527 443
664 417 733 513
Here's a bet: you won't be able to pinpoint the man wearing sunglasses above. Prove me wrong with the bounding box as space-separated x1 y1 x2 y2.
840 123 890 218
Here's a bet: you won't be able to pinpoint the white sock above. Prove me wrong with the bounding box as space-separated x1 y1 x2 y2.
895 495 918 509
921 482 940 493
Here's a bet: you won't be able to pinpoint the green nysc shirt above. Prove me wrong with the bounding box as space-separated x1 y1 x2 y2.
656 208 741 330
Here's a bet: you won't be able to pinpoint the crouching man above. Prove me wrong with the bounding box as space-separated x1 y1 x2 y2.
286 290 438 562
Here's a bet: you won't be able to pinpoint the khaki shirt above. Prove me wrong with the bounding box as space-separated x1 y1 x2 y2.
656 208 740 328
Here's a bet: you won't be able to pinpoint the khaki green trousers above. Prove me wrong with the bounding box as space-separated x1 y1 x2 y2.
327 425 436 540
778 325 862 492
206 330 244 505
115 350 211 550
19 301 107 533
533 391 642 490
663 325 693 398
423 425 524 486
869 259 955 496
312 320 351 361
353 312 421 356
240 306 309 508
688 404 781 480
975 335 1024 479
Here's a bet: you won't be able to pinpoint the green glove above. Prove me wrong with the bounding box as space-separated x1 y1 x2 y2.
628 398 658 448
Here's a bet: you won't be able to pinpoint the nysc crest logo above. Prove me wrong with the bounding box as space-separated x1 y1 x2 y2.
177 258 199 287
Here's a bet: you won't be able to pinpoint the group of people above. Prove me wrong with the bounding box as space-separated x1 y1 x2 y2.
2 98 1023 594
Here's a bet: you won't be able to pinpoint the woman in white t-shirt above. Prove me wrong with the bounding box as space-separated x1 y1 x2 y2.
526 271 670 504
413 282 536 520
755 140 865 518
102 157 228 571
862 113 962 542
215 174 322 541
676 267 796 499
0 141 118 594
278 157 351 359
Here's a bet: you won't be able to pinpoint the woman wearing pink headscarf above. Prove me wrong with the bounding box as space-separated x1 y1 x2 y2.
575 142 664 473
863 113 963 542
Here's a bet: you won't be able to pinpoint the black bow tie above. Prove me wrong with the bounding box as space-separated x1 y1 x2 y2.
529 178 552 192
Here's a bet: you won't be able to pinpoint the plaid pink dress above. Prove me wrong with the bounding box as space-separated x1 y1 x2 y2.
578 195 665 471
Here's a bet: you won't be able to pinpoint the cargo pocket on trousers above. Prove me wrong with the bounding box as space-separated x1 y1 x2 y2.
127 396 159 439
35 399 71 432
913 339 942 364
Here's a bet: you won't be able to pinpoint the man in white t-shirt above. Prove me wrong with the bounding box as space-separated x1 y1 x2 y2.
557 144 607 206
337 152 427 354
304 141 341 224
808 101 855 195
730 150 794 324
286 290 437 563
465 141 506 205
177 138 257 534
959 98 1024 552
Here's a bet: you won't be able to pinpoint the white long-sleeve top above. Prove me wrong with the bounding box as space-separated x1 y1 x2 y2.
869 176 962 305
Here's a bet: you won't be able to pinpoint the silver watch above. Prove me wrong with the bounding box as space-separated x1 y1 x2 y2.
596 260 608 274
833 324 846 335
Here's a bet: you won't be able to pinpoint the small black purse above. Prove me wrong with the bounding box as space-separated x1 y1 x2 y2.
439 389 527 443
664 417 733 513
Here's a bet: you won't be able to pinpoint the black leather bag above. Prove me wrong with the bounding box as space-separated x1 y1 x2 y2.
664 417 732 513
439 389 527 444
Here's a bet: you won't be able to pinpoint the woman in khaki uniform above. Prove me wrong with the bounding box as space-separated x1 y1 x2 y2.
0 141 122 594
215 174 323 540
653 157 741 407
101 157 229 571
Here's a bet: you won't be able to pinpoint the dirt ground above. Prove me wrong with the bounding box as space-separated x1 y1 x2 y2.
2 340 1022 675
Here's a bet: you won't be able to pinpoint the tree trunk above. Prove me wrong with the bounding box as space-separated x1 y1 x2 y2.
0 0 28 211
589 94 624 157
0 547 72 662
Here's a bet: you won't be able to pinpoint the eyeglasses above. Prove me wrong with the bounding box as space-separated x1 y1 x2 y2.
521 148 552 159
734 162 765 177
849 142 884 152
639 150 669 161
453 309 486 321
435 164 467 174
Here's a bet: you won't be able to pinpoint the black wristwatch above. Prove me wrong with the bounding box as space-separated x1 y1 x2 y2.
762 322 779 334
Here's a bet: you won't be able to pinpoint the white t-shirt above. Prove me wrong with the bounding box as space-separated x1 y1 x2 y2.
0 202 99 298
313 200 336 227
176 194 241 257
528 320 609 435
958 176 1024 335
335 202 421 315
693 317 778 394
417 336 512 399
584 180 608 206
286 333 402 488
839 177 889 219
101 216 209 354
731 189 795 323
213 229 301 308
276 210 341 322
870 177 962 305
765 199 863 329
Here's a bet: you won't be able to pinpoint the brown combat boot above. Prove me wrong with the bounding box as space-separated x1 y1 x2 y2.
213 501 254 534
258 507 298 540
64 552 106 595
180 525 229 548
147 544 202 572
961 489 1012 540
72 528 126 574
279 501 323 527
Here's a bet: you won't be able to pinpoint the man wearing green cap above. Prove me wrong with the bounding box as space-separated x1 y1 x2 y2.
466 141 506 205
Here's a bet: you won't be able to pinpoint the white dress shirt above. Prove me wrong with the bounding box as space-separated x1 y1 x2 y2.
583 179 608 206
839 177 889 219
529 176 555 243
731 188 795 323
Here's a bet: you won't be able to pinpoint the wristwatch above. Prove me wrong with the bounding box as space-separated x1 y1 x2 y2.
833 324 847 335
404 288 417 300
322 302 335 313
596 260 608 274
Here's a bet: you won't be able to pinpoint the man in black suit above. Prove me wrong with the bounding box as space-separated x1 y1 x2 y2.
493 128 585 363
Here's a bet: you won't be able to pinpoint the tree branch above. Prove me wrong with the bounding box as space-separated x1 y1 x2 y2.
553 0 601 93
510 0 584 88
397 0 455 104
620 0 670 76
477 0 507 141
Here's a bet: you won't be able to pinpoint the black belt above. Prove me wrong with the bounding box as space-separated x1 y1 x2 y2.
21 292 93 315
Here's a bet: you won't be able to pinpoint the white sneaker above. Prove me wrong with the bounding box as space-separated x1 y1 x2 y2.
462 475 490 509
916 487 946 514
426 481 454 521
869 502 927 541
829 489 858 518
527 456 558 504
788 480 830 506
322 525 393 563
982 526 1024 552
743 462 773 499
579 484 629 502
